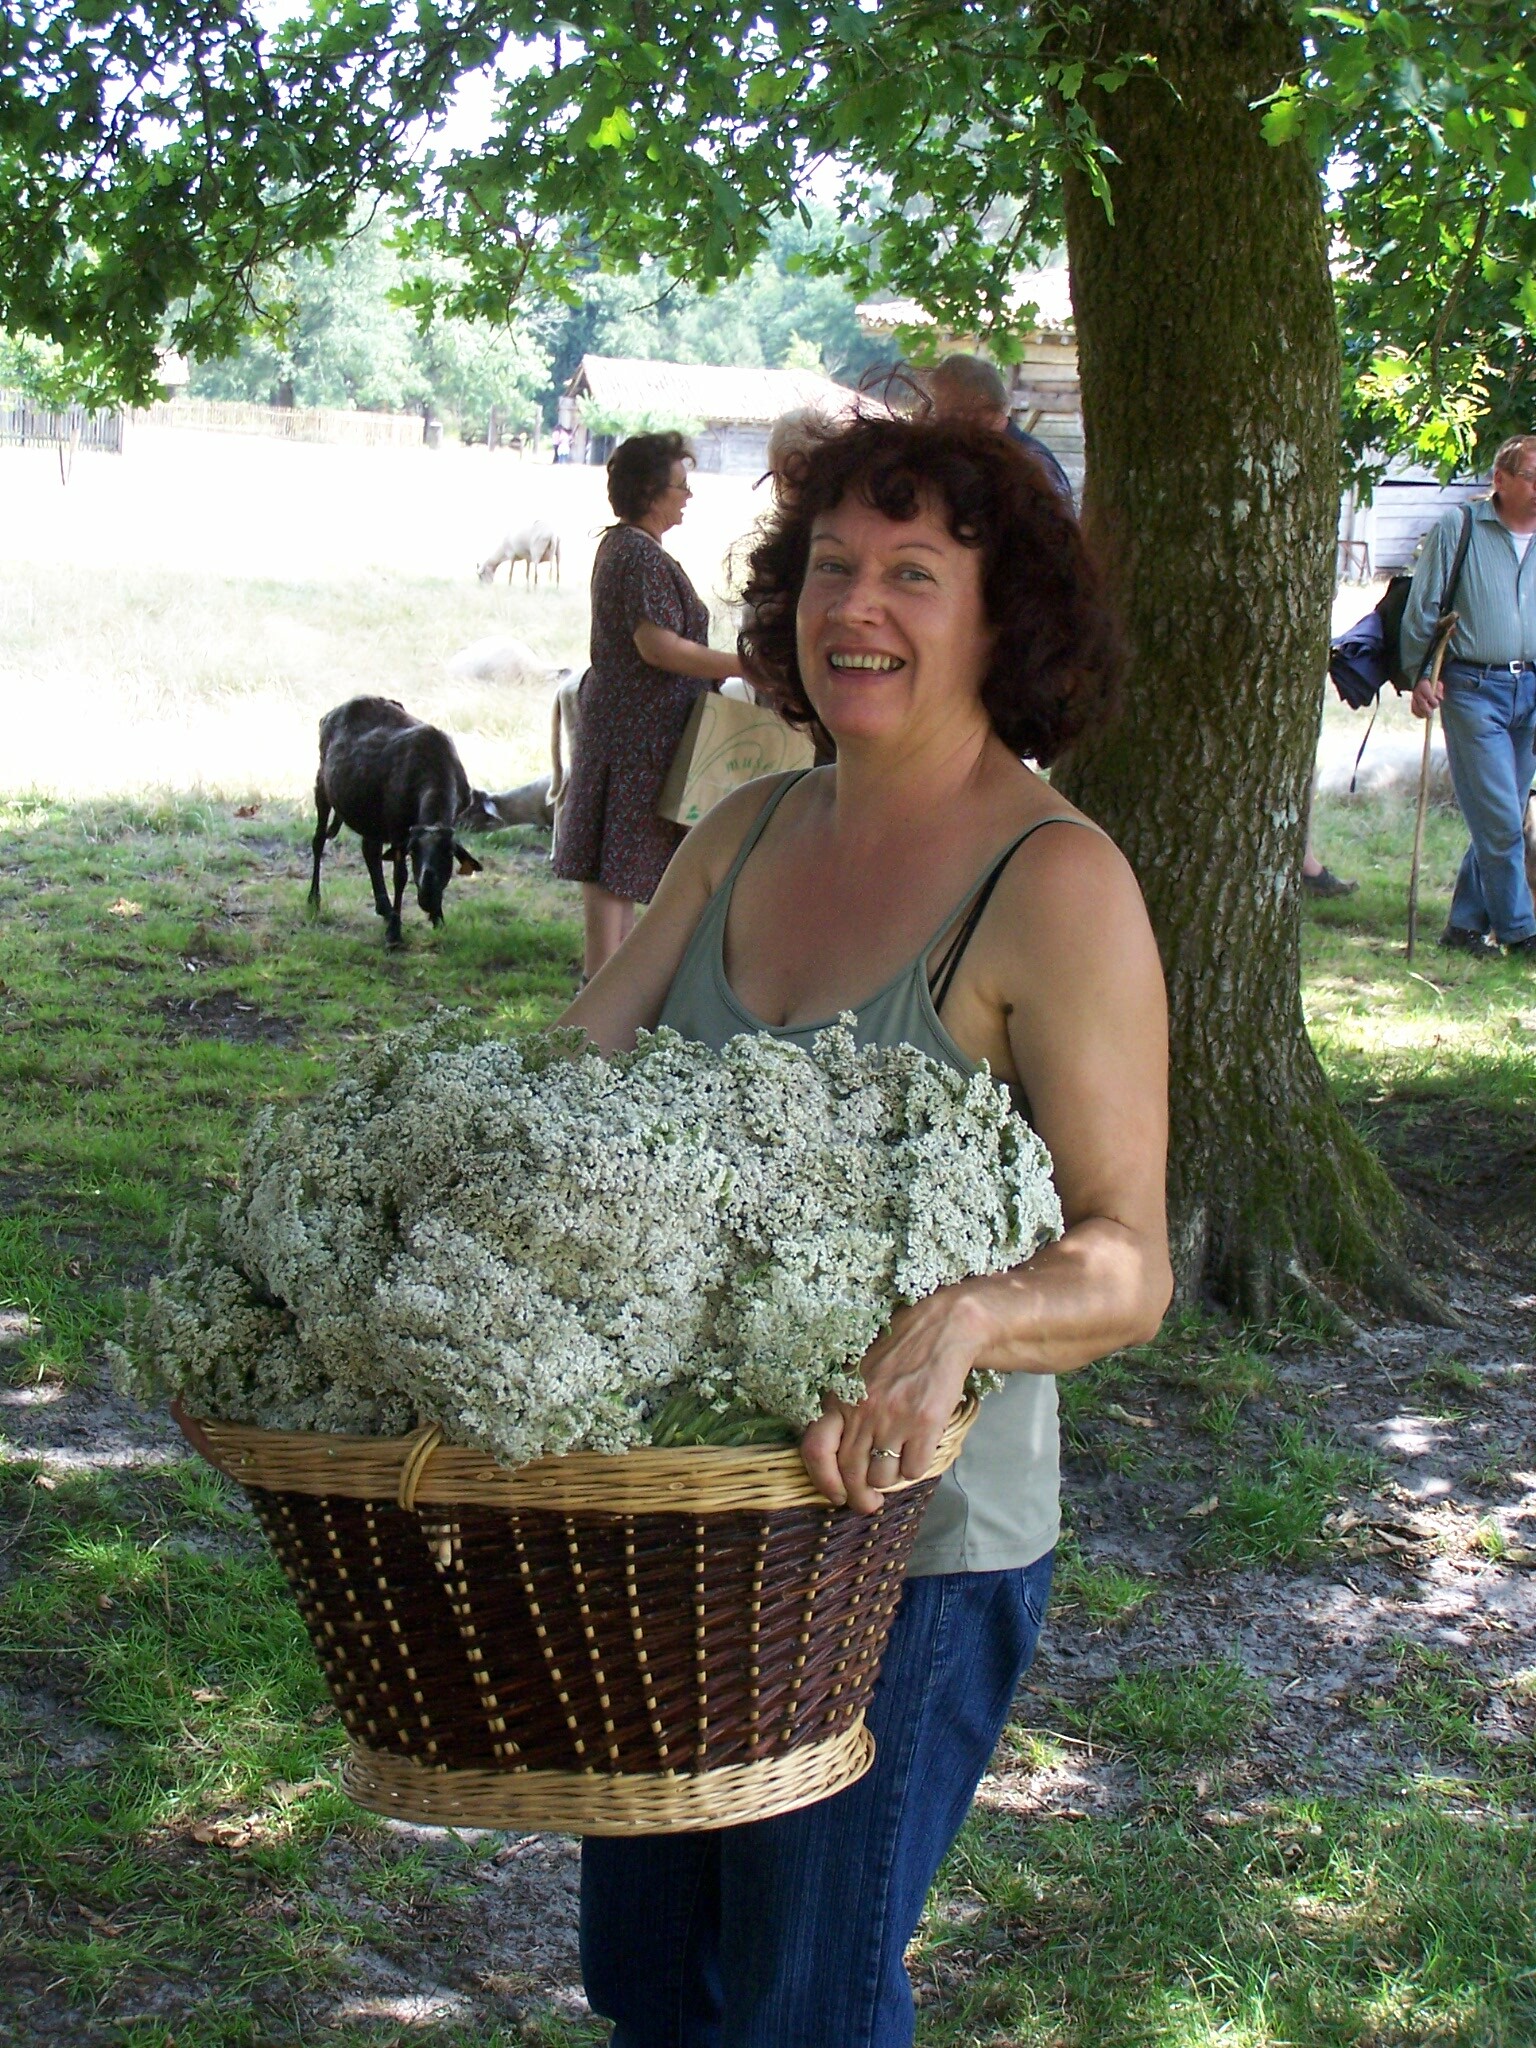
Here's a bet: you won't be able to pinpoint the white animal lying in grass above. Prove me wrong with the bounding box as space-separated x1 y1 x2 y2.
445 634 551 689
461 668 583 834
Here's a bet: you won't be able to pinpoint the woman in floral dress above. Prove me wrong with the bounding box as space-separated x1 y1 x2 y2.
552 431 745 977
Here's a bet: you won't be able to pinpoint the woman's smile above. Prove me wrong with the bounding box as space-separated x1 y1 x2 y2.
827 649 906 672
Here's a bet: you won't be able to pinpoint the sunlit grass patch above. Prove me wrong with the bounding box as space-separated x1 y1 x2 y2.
0 1210 120 1386
1052 1534 1159 1626
997 1725 1071 1775
920 1792 1536 2047
1112 1313 1282 1405
1195 1424 1371 1569
1358 1641 1533 1789
1074 1661 1266 1766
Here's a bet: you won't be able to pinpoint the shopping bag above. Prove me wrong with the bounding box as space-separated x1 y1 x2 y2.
657 685 816 826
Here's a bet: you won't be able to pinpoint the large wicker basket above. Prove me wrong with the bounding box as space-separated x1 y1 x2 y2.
181 1399 976 1835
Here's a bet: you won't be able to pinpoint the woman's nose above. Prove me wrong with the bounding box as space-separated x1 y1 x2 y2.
827 568 882 620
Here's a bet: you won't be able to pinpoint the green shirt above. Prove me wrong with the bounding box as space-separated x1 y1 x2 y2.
658 770 1086 1578
1401 496 1536 677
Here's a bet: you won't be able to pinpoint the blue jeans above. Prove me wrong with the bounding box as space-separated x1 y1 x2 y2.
579 1554 1054 2048
1440 664 1536 943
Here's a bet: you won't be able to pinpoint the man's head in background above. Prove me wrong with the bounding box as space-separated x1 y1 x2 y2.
927 354 1012 433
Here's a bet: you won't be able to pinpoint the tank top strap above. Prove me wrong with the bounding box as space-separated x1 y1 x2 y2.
715 768 815 896
926 814 1099 1014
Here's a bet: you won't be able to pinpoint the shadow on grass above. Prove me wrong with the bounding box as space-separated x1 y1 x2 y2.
920 1790 1536 2046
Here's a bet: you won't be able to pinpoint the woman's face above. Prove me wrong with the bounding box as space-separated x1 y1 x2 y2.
645 460 693 533
795 493 994 747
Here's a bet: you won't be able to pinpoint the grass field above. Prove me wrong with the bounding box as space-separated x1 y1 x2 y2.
0 428 763 802
2 430 1534 2045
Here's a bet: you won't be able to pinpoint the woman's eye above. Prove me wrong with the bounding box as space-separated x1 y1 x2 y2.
811 557 850 576
896 565 933 583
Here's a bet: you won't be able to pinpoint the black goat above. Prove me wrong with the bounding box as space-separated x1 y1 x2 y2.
309 697 504 946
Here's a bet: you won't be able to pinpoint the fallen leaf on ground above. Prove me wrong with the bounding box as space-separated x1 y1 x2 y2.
78 1907 125 1937
106 898 142 918
190 1816 259 1848
1184 1494 1220 1519
268 1777 327 1804
233 803 260 818
1103 1402 1156 1429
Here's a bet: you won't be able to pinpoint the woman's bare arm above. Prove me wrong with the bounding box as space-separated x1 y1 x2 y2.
559 778 784 1053
633 619 742 683
802 827 1172 1511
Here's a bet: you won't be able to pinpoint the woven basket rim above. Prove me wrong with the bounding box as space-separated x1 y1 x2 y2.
340 1720 877 1834
179 1393 979 1512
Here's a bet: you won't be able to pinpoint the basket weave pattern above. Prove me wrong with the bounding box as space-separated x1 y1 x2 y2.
190 1404 974 1832
251 1487 929 1776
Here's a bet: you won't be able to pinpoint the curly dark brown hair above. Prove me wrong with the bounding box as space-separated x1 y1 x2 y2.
606 430 694 523
738 415 1121 764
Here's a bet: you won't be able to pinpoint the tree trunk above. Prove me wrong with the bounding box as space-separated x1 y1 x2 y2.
1057 0 1444 1320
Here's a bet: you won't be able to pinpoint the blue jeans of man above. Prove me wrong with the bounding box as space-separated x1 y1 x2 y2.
1439 663 1536 943
579 1553 1054 2048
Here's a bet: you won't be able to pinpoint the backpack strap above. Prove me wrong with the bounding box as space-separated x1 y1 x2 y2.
1440 502 1474 618
1412 502 1474 687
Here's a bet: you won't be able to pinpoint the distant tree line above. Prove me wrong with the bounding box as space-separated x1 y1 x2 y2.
174 209 892 440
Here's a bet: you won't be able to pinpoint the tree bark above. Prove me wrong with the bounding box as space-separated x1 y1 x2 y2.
1057 0 1445 1319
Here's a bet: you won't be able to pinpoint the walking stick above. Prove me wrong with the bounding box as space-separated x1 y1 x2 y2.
1406 615 1458 963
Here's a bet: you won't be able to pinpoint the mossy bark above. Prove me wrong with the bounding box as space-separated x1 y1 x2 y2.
1057 0 1449 1320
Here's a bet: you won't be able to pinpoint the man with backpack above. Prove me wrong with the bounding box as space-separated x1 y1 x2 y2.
1403 435 1536 958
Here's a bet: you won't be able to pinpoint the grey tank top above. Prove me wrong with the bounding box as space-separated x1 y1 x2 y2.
659 769 1086 1577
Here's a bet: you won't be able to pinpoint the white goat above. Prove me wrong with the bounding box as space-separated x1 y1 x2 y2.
478 520 561 586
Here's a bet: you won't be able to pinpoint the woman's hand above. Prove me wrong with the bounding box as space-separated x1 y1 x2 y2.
799 1286 992 1513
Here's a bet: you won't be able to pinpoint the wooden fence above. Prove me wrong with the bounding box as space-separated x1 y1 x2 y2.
0 394 124 453
138 398 426 448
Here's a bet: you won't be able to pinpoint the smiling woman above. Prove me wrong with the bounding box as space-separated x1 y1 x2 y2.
744 414 1119 762
561 413 1172 2048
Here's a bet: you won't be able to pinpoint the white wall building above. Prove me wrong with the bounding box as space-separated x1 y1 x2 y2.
562 356 869 474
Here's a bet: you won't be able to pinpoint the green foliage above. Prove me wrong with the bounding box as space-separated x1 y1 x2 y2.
931 1796 1536 2046
523 212 897 395
0 1212 120 1388
1287 2 1536 476
1051 1533 1158 1624
646 1390 798 1448
186 217 548 434
1197 1423 1370 1568
6 0 1532 478
579 400 706 439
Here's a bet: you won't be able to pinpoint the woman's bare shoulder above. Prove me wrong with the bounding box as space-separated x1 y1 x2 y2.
987 801 1155 973
680 767 824 893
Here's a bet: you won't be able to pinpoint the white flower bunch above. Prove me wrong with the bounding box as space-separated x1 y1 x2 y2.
119 1016 1062 1463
